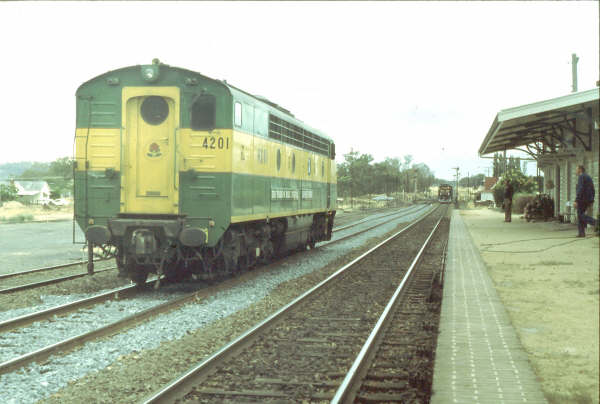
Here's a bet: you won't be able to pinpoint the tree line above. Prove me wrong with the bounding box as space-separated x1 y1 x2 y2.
493 153 524 177
336 150 441 199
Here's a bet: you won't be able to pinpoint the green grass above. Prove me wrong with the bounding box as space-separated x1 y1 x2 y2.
546 385 594 404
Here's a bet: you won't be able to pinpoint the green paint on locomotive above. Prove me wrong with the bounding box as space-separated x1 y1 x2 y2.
76 66 233 129
75 61 336 250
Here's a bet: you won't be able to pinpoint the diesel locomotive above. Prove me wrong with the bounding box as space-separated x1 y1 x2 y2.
438 184 453 204
75 60 337 285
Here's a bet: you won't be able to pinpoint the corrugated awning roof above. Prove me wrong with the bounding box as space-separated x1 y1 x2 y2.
479 88 599 156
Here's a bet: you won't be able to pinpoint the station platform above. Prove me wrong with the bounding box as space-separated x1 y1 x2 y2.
431 210 547 403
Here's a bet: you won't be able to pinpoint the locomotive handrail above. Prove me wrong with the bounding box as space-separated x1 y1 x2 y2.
174 127 179 191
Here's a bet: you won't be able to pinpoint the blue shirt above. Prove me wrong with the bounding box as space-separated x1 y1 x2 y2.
576 173 595 204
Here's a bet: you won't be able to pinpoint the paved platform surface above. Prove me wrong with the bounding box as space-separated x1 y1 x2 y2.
431 211 547 403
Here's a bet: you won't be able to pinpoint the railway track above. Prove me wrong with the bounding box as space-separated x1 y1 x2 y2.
0 205 434 380
324 204 427 247
141 205 448 403
332 204 423 234
0 278 200 376
0 206 389 285
1 205 430 330
0 205 426 296
0 267 116 294
0 256 113 282
332 213 448 403
0 261 89 281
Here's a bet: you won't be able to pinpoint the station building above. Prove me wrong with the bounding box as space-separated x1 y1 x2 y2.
479 87 599 222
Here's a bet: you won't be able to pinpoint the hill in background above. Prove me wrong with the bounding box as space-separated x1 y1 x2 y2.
0 162 37 179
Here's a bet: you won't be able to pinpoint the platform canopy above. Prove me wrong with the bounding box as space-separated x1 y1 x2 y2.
479 88 599 156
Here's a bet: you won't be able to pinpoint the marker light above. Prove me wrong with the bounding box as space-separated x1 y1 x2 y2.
141 64 160 82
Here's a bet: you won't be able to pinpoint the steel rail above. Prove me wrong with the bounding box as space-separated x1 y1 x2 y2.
0 207 409 283
439 238 449 286
320 204 431 247
0 205 427 300
0 257 112 281
0 277 201 376
331 204 423 233
140 205 441 404
0 282 140 334
331 206 389 225
331 212 445 403
0 267 116 294
0 261 87 281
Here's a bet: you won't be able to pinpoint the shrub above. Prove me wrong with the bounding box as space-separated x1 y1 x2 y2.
513 193 535 214
494 170 539 209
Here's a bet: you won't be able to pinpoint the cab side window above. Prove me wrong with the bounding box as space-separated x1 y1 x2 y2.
191 94 216 130
243 103 254 133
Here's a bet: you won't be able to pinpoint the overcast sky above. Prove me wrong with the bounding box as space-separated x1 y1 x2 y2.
0 2 598 180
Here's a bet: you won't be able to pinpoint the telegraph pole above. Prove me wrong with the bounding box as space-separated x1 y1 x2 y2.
571 53 579 93
467 171 470 201
452 167 459 205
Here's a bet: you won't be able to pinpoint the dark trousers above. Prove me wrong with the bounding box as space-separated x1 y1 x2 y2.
577 202 597 236
504 198 512 222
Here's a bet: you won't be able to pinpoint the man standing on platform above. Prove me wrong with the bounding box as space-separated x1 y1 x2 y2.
504 179 514 222
574 165 597 237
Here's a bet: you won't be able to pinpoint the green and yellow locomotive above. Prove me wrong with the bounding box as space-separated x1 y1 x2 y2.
75 59 336 284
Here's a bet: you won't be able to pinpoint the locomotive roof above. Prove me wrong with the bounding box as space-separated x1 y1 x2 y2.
77 62 332 143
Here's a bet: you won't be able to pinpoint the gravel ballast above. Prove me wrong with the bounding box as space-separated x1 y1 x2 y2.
0 205 432 404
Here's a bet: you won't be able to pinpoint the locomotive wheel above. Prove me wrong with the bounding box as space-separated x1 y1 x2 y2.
238 254 249 272
259 240 275 264
131 267 149 288
246 248 257 268
116 253 127 278
212 254 231 276
164 260 186 283
125 257 148 288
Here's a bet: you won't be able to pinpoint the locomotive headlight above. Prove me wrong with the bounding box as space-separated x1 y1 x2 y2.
143 68 155 80
140 63 160 82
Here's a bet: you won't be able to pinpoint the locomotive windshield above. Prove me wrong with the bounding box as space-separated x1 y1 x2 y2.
141 96 169 125
191 94 216 130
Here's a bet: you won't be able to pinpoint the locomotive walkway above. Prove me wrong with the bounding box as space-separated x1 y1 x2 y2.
431 210 547 403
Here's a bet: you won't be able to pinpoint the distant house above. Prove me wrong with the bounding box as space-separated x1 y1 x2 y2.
480 177 498 203
372 195 394 201
0 180 51 205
